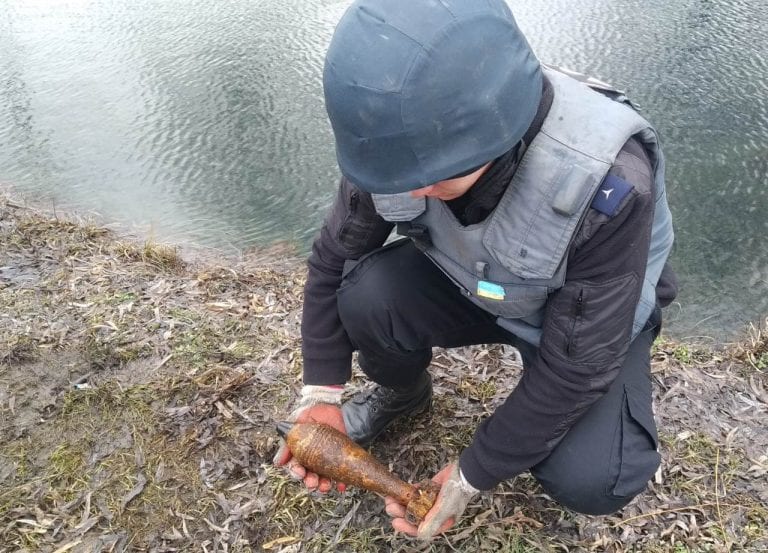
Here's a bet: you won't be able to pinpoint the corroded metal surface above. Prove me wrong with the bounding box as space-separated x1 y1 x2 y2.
404 479 440 524
281 422 437 523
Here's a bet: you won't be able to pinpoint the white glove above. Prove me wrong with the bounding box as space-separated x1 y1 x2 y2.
385 462 480 539
273 384 345 465
417 463 480 539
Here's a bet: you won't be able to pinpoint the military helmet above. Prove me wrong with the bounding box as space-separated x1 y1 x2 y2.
323 0 543 194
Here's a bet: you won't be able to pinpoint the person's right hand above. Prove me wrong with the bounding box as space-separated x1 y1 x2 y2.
273 401 348 493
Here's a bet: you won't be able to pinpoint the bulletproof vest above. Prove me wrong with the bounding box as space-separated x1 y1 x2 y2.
372 67 674 346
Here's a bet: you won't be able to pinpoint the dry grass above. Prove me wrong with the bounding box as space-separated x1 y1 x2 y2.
1 194 766 552
731 318 768 372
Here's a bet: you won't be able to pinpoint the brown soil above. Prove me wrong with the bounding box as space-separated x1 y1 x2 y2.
1 196 766 553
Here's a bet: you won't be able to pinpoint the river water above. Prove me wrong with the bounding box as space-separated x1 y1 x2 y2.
1 0 766 340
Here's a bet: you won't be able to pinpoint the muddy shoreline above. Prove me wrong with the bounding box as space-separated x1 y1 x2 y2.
1 195 766 552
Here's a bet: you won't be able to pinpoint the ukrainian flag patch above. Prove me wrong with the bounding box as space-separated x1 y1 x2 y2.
477 280 505 300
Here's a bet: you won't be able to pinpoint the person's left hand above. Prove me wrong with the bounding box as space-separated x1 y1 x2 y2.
383 462 479 540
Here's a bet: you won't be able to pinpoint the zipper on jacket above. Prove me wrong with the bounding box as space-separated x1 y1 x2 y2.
567 289 584 356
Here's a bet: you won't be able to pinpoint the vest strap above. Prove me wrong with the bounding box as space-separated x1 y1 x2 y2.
397 222 433 250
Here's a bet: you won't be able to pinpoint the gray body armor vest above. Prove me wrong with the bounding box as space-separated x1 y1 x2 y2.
372 68 674 346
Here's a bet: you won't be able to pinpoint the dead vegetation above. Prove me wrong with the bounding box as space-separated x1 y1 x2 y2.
0 195 766 552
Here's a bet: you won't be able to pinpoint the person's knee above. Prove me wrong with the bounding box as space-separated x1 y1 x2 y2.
536 473 649 515
337 273 381 326
533 449 660 515
337 252 425 355
338 270 398 346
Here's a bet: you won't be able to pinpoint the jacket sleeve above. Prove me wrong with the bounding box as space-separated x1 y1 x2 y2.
301 177 394 385
460 138 657 490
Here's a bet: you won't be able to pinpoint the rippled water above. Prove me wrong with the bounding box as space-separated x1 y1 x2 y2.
0 0 344 248
1 0 766 339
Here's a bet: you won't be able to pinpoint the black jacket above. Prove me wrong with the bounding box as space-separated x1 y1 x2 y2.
300 82 677 489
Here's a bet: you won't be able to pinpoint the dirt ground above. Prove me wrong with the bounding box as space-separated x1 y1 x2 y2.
1 195 766 553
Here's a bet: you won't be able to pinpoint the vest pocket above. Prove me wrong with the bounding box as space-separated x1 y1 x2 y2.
470 286 549 319
608 384 660 498
421 249 551 319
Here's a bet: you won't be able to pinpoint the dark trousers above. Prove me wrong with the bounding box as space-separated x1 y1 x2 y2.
337 240 661 515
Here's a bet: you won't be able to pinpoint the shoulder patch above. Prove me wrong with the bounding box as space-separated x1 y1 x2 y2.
591 174 633 216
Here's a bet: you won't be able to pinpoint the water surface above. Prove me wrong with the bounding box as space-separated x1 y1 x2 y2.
1 0 766 339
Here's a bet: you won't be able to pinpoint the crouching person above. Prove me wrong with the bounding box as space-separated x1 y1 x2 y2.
274 0 677 539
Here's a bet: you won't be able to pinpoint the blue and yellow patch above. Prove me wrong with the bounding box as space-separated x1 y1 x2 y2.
477 280 505 300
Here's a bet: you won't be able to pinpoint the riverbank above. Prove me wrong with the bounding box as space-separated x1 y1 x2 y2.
1 195 766 552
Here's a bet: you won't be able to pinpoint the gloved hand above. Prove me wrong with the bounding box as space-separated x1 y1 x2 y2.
384 462 479 540
273 384 347 493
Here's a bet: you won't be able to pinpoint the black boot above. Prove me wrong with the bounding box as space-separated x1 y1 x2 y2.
342 371 432 447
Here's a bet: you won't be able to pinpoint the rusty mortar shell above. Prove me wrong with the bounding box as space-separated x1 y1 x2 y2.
277 421 439 524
